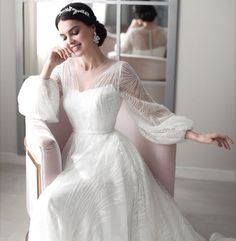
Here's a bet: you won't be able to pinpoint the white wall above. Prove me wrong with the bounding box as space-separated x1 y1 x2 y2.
175 0 236 180
0 0 17 154
0 0 235 180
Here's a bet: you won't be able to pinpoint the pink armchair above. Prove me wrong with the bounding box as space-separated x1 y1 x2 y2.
24 101 176 218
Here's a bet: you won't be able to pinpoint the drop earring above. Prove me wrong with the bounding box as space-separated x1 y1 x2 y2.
93 32 100 45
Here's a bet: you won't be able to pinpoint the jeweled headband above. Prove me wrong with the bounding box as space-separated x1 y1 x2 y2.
58 6 90 17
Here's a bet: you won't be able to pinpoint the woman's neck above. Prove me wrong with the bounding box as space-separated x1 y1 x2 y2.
79 47 107 71
142 21 157 30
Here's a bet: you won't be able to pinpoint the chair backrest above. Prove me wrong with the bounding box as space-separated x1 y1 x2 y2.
47 103 72 152
107 53 166 81
120 54 166 81
100 33 116 57
115 102 176 196
46 101 176 196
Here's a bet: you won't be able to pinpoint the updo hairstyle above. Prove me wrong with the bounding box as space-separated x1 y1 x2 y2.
55 2 107 46
132 5 157 22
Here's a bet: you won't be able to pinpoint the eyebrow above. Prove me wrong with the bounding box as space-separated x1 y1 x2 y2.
59 25 79 37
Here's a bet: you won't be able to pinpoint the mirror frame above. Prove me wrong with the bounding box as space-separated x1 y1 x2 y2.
15 0 179 154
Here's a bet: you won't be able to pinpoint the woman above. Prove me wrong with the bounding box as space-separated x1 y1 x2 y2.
18 3 234 241
120 5 167 57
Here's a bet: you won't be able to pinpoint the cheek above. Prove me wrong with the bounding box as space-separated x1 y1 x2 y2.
80 31 93 43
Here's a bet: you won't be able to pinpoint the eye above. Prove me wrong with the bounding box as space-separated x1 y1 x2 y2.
60 34 67 41
62 36 67 41
71 29 79 35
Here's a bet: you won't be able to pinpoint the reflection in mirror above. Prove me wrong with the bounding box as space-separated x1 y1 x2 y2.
107 4 168 83
23 2 117 76
113 4 169 103
119 4 168 58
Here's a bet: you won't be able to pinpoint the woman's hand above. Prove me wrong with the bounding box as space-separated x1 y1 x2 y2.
127 19 143 30
40 47 73 80
185 130 234 150
47 47 73 67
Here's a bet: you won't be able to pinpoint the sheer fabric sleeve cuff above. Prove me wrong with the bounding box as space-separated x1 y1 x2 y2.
137 115 194 144
17 76 60 122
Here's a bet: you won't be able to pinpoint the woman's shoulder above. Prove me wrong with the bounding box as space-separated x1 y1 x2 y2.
112 60 132 70
126 27 142 36
116 60 138 77
105 59 130 69
101 60 135 79
153 26 167 35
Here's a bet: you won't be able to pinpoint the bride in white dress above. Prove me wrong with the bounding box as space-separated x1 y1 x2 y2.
120 5 167 57
18 3 234 241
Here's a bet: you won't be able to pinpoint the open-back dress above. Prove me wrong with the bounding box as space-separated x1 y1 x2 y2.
120 26 167 57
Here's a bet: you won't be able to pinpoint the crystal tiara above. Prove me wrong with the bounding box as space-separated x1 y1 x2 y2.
59 6 90 17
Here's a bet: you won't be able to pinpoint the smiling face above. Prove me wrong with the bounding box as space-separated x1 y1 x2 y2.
58 19 95 57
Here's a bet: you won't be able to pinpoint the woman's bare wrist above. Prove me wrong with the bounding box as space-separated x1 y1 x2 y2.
185 130 200 141
40 61 56 80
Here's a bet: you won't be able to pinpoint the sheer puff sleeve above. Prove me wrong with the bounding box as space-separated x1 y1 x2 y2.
119 61 193 144
17 67 61 123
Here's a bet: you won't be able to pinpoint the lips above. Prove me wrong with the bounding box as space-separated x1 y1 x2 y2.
71 44 81 52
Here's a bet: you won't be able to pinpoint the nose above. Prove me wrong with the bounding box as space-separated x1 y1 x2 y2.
67 36 76 45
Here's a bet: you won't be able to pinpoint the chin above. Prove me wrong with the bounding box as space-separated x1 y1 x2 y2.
72 51 83 57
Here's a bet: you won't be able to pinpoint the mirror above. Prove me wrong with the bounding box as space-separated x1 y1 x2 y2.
16 0 178 154
114 4 169 103
117 4 168 59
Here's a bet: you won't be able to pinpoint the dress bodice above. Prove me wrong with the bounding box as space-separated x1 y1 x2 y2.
18 60 193 144
63 85 121 134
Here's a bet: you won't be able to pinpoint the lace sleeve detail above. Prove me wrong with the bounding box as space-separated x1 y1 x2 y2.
119 61 193 144
120 31 133 54
51 65 63 97
17 74 60 123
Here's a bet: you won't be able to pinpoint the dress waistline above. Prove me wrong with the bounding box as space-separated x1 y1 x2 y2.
72 129 114 135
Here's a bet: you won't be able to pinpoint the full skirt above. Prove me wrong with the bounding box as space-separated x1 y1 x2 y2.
28 131 234 241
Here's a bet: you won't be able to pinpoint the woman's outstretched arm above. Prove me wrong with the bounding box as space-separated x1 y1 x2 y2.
185 130 234 150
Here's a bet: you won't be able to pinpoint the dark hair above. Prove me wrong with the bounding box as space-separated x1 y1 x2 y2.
55 2 107 46
132 5 157 22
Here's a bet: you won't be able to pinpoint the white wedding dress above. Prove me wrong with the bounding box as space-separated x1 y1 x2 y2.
120 26 167 57
18 59 235 241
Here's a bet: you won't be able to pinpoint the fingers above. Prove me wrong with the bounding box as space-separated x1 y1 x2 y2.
53 47 73 60
191 132 233 151
227 136 234 144
224 136 234 150
58 47 72 59
221 138 230 150
213 135 234 150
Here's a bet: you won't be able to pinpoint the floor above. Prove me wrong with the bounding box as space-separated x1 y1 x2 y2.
0 162 236 241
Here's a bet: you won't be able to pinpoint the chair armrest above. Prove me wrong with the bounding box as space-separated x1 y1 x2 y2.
24 118 63 217
25 118 62 191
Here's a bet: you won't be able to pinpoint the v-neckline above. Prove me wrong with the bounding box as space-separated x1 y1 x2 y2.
68 84 115 95
72 58 120 93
